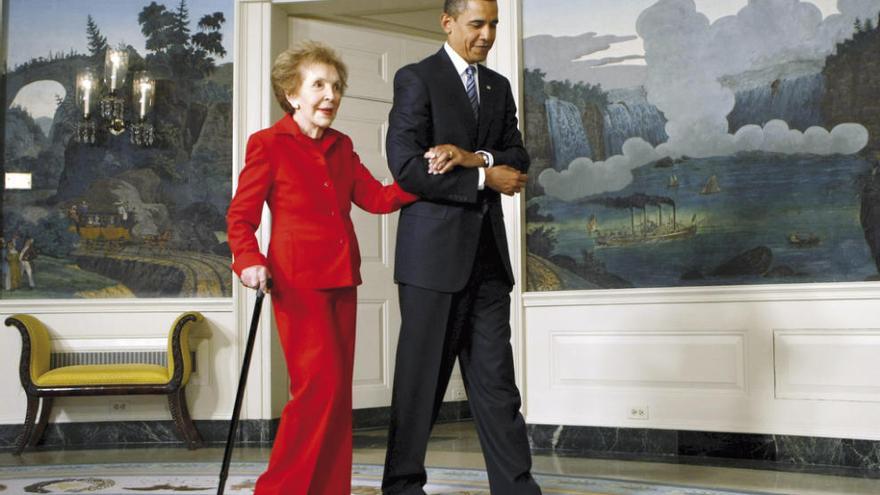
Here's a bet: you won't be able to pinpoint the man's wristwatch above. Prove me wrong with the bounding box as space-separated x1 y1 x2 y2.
475 150 491 167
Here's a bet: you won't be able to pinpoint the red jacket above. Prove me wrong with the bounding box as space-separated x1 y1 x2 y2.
227 115 417 289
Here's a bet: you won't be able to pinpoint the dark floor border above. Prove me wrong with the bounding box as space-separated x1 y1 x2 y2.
0 419 279 452
528 424 880 476
0 401 472 451
7 409 875 477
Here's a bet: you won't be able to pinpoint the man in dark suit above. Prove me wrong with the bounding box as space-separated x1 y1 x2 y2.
382 1 541 494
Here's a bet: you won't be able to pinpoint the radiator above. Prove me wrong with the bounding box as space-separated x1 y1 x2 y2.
50 351 197 373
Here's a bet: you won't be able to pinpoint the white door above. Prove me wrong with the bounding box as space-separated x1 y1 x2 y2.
289 19 449 409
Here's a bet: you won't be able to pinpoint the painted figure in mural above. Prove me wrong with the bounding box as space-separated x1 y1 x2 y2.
381 1 540 494
226 42 417 495
75 200 90 230
20 237 36 289
67 204 81 234
6 240 21 291
115 200 133 229
1 237 7 290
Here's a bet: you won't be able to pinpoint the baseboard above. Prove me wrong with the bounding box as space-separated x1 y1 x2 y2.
528 424 880 473
0 419 279 451
2 414 877 474
0 401 472 451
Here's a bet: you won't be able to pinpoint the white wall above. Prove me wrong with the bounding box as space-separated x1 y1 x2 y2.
0 301 237 424
523 285 880 440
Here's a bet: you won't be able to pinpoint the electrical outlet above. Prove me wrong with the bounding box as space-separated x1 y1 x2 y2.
627 405 649 420
109 400 130 414
452 389 467 401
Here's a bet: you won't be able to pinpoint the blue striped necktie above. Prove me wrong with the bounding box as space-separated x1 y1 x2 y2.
465 65 479 120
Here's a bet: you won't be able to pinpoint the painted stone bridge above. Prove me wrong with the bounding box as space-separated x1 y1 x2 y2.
7 55 91 107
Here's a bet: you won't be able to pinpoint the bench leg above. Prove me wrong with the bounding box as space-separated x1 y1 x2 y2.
168 387 202 449
13 395 39 455
30 397 53 448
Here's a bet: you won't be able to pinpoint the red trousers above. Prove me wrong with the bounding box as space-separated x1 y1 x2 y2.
254 286 357 495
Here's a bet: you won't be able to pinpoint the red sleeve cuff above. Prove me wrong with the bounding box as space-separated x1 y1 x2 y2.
392 182 419 203
231 253 268 277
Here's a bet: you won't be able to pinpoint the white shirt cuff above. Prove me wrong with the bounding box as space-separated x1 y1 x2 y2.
477 167 486 190
476 150 494 167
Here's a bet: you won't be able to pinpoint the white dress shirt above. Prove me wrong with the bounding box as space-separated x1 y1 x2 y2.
443 43 494 190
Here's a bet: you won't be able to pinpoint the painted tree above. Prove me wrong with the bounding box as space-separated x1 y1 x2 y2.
169 0 192 49
524 68 548 104
191 12 227 75
86 15 108 59
138 0 226 79
527 226 558 258
139 2 176 54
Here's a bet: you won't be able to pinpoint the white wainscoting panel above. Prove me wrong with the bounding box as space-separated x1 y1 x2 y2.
550 332 745 392
524 285 880 440
775 329 880 402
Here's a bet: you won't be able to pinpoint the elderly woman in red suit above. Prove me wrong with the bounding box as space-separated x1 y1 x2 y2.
226 42 417 494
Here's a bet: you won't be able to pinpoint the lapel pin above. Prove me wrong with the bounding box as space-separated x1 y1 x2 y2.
486 85 492 90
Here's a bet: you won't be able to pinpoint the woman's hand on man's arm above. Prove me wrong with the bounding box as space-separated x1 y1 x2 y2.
423 144 484 174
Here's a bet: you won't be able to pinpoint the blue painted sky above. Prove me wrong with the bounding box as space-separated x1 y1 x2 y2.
523 0 839 38
522 0 841 68
7 0 233 68
7 0 233 119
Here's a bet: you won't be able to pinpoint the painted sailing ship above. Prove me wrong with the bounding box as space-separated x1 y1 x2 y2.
667 175 679 188
700 175 721 194
587 214 599 234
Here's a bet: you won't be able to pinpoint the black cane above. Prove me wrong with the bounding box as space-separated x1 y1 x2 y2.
218 280 271 495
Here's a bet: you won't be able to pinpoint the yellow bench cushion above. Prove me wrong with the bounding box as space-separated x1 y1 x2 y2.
34 364 170 387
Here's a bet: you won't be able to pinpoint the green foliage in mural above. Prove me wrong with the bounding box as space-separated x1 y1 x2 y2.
139 0 226 80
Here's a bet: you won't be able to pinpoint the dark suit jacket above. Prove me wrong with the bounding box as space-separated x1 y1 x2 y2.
387 48 529 293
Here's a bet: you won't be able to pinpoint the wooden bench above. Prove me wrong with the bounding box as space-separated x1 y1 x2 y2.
5 312 204 454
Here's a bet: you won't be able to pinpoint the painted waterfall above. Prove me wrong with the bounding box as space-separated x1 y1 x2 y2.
522 0 880 291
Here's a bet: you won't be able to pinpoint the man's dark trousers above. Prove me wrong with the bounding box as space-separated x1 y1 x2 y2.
382 214 541 495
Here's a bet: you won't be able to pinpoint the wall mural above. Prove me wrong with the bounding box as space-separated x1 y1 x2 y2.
522 0 880 291
2 0 233 298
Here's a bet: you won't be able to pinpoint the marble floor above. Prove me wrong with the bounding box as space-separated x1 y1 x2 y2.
2 420 880 494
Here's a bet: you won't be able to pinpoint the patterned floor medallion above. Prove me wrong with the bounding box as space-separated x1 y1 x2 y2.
0 463 777 494
23 478 116 493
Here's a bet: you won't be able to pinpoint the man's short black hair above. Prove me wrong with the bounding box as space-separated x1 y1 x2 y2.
443 0 466 17
444 0 496 18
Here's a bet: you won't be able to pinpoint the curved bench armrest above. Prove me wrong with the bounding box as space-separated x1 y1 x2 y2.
167 312 204 387
5 314 52 389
